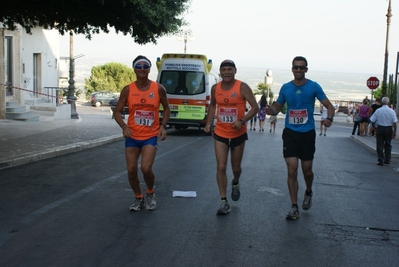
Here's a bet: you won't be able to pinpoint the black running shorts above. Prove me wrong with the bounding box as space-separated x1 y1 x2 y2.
282 128 315 160
213 132 248 150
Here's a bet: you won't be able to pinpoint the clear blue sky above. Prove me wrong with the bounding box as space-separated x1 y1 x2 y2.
60 0 399 75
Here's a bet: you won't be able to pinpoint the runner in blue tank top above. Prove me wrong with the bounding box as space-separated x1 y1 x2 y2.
266 56 335 220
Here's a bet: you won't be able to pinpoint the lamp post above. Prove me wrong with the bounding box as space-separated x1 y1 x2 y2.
68 31 79 119
67 31 84 119
177 29 194 54
382 0 392 97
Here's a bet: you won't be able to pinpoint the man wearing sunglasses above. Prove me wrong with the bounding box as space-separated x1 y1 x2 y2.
266 56 335 220
114 55 171 212
205 60 259 215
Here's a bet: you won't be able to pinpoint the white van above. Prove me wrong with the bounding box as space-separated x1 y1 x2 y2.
156 53 219 132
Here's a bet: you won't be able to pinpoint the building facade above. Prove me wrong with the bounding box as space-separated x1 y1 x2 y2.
0 25 60 119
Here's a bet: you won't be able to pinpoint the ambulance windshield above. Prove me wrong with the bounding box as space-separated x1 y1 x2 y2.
160 71 205 95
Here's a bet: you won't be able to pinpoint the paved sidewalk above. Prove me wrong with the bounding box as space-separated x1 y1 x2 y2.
0 110 398 170
0 105 124 170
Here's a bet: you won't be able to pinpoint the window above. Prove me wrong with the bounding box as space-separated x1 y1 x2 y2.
160 71 205 95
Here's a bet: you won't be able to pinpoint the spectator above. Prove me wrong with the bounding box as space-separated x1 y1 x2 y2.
358 99 370 136
370 97 398 165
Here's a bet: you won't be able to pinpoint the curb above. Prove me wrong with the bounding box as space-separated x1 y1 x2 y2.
350 135 399 158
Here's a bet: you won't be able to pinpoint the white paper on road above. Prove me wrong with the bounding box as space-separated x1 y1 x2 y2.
172 190 197 197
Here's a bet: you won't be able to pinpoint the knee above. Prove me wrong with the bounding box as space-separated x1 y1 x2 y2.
303 170 314 178
127 165 137 175
217 163 227 173
287 169 298 178
232 166 242 174
140 164 152 175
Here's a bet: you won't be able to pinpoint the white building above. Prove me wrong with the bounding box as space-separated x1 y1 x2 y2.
0 25 69 120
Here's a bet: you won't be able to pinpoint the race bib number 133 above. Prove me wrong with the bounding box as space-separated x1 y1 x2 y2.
218 107 237 123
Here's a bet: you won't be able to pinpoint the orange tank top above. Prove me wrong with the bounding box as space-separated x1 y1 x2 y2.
214 80 246 138
127 81 160 140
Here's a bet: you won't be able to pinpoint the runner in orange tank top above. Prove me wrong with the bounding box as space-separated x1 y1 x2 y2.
114 55 170 212
204 59 258 215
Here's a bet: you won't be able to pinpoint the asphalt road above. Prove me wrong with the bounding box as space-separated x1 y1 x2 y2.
1 119 398 267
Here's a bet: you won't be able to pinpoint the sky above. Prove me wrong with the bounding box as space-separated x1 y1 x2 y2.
60 0 399 76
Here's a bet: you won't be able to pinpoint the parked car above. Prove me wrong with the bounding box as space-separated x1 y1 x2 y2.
90 92 117 107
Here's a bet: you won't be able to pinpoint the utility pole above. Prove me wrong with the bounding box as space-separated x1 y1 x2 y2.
382 0 392 96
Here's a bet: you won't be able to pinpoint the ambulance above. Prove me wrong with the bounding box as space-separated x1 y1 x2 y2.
156 53 219 132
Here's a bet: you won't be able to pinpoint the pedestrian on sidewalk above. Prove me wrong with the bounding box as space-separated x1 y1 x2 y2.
204 59 259 215
113 55 171 211
351 103 361 135
369 97 397 166
319 103 328 136
266 56 335 220
358 99 370 136
257 94 267 131
269 101 277 132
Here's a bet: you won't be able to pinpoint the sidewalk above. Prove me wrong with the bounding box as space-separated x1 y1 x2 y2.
314 113 399 160
0 104 124 170
0 111 398 170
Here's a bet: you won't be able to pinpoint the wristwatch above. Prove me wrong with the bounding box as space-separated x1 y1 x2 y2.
327 116 333 122
240 119 245 125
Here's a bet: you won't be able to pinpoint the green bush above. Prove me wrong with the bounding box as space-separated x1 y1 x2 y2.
84 62 136 99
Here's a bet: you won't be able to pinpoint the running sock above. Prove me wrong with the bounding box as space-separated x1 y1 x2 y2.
292 204 298 209
146 189 154 194
232 180 239 185
135 194 144 199
221 197 227 202
305 190 313 196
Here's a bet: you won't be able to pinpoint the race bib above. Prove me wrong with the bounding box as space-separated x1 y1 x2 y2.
289 109 308 124
134 110 155 126
218 107 237 123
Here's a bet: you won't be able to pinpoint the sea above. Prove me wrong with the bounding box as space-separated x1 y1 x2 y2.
69 56 378 103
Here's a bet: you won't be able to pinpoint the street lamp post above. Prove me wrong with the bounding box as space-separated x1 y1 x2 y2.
67 32 84 119
382 0 392 97
68 31 79 119
177 29 194 54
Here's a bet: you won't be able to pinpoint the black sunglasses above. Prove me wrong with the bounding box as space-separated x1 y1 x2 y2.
292 65 307 70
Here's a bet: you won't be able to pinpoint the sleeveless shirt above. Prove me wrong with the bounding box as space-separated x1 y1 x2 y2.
127 81 160 140
214 80 246 138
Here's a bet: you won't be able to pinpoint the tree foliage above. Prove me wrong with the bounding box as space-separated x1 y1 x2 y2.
372 83 397 107
1 0 191 44
84 62 136 98
256 83 274 100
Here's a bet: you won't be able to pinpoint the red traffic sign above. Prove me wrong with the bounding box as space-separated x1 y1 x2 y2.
367 77 380 90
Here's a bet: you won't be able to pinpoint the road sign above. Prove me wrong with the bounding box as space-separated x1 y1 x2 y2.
367 77 380 90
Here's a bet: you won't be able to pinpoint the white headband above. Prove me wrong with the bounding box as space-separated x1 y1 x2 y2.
133 59 151 68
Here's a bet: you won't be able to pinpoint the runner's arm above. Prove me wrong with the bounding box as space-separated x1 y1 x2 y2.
204 85 217 133
158 84 170 140
114 85 131 137
240 82 258 123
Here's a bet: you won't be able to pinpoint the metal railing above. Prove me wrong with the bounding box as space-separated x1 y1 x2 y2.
1 83 68 106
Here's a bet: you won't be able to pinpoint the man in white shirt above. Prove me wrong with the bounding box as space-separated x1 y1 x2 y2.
369 97 398 165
